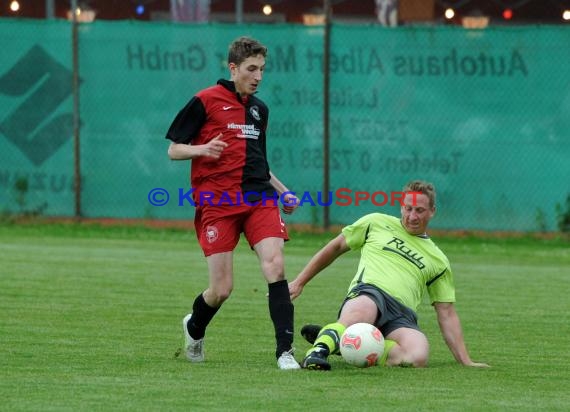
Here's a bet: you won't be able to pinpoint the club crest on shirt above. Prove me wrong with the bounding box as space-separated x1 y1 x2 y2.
205 225 219 243
249 105 260 121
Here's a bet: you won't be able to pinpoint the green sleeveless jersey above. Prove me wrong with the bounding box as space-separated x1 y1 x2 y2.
342 213 455 312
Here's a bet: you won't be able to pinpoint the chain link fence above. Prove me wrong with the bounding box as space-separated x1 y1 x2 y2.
0 19 568 231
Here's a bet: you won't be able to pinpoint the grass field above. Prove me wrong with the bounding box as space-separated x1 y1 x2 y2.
1 222 569 411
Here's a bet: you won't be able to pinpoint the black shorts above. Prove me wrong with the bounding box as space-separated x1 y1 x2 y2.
339 283 421 337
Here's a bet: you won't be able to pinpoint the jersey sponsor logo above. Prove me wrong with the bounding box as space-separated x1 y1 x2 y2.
222 106 233 110
227 122 260 139
205 225 219 243
383 237 425 269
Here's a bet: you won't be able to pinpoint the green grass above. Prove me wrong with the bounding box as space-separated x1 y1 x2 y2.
1 222 569 411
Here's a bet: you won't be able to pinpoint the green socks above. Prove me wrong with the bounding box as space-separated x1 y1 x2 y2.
378 339 396 366
306 322 346 356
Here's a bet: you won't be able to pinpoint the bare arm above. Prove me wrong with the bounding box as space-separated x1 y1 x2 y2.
434 302 489 367
269 171 289 195
167 133 227 160
269 171 298 215
288 234 351 300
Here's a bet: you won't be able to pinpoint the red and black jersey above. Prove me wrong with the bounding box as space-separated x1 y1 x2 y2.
166 79 275 204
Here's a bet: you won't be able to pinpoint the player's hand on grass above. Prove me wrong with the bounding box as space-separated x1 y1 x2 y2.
281 192 299 215
202 133 227 159
465 361 490 368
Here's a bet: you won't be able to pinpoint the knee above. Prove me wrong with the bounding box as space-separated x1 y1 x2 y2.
408 351 429 368
261 255 285 281
388 343 429 368
206 286 233 306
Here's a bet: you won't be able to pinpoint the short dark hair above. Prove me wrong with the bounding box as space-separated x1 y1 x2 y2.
228 36 267 66
403 180 436 208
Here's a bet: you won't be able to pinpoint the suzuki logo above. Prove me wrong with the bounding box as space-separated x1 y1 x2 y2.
0 45 75 166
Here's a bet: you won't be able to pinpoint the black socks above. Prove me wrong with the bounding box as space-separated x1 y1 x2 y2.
186 293 219 340
186 281 294 359
268 279 295 358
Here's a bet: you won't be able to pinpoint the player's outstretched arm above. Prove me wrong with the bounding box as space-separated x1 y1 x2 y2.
434 302 490 368
269 171 298 215
288 234 350 300
168 134 227 160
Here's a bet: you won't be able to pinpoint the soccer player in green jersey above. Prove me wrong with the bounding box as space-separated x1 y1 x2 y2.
288 180 489 370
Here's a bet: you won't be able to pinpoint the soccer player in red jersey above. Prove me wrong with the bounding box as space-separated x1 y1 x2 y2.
165 36 300 369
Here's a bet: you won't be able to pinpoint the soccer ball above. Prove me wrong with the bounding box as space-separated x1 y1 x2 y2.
340 323 385 368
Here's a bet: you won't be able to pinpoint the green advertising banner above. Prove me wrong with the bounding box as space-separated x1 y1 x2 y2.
325 26 570 230
0 19 568 231
0 20 74 217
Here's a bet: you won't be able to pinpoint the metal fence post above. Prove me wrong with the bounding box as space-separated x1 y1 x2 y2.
323 0 331 230
71 0 82 219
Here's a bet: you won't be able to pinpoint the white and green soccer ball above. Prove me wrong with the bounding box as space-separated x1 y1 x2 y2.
340 323 385 368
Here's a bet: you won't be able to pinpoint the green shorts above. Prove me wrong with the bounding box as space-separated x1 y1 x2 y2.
339 283 421 336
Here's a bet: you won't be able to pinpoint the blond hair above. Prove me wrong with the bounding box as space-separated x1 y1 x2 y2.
403 180 436 209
